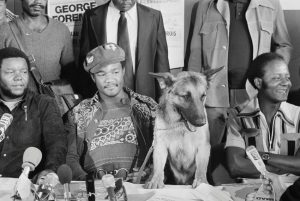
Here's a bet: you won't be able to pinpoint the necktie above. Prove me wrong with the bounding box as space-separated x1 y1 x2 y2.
118 11 134 90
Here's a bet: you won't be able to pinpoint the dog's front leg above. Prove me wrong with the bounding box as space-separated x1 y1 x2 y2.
145 137 168 189
193 142 211 188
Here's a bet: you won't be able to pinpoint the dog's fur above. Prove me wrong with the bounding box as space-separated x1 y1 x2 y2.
145 69 222 189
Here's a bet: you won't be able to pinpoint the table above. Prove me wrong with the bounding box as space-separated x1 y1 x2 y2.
0 176 297 201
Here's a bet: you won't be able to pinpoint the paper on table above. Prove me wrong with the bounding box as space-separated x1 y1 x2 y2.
123 182 233 201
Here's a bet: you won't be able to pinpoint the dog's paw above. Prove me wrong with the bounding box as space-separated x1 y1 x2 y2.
144 175 165 189
192 177 208 188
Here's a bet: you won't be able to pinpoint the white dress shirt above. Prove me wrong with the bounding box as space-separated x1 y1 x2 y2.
106 1 138 73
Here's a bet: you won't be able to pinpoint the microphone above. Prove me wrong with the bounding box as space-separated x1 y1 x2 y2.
246 146 275 201
245 145 267 176
86 173 95 201
57 164 73 201
36 172 59 201
22 147 43 177
14 147 42 200
0 113 13 143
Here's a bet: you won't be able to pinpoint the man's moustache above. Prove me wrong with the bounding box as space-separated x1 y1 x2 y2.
29 4 45 9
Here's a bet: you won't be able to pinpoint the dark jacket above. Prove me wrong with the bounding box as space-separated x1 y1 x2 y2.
66 88 157 180
0 91 67 178
78 2 169 99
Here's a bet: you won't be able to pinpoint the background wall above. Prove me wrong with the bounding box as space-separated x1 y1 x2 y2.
7 0 300 94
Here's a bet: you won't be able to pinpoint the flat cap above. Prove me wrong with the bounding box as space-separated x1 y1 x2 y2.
83 43 125 73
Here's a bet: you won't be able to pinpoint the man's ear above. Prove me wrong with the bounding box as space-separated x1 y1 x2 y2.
203 66 224 81
254 78 262 89
90 73 95 83
149 72 175 90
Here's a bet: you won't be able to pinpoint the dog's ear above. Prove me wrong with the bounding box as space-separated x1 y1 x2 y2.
149 72 175 90
203 66 224 81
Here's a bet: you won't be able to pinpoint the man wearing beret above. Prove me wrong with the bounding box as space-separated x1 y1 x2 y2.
78 0 169 100
66 43 157 181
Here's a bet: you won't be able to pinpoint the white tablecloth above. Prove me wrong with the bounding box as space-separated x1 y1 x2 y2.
0 175 297 201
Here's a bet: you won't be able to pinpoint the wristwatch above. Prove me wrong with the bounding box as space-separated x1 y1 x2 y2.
261 153 270 163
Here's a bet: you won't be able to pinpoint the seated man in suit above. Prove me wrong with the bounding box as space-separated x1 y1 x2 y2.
226 53 300 178
66 43 157 181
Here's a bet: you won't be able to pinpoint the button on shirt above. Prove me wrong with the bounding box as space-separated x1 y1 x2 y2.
106 1 138 73
226 98 300 154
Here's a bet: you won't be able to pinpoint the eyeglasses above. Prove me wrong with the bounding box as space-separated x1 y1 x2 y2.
95 168 129 180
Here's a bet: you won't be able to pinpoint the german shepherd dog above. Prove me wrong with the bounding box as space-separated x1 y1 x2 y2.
145 68 222 189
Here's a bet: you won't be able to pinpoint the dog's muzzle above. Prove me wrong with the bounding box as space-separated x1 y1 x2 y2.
179 110 205 132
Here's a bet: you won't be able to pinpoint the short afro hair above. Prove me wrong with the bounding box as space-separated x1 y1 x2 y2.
0 47 30 69
247 53 285 89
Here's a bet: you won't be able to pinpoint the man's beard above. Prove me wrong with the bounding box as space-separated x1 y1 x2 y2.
23 4 45 17
0 85 27 100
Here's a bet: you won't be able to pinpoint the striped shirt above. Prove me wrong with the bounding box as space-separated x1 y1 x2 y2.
225 98 300 155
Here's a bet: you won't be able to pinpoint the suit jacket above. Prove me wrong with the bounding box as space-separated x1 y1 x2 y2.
78 2 170 99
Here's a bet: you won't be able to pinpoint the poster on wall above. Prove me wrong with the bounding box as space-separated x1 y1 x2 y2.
47 0 98 48
138 0 184 69
280 0 300 10
48 0 184 69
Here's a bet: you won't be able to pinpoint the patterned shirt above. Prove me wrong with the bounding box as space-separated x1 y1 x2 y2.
226 98 300 155
87 100 138 172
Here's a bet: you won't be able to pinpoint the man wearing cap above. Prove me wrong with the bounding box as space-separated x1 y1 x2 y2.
78 0 169 100
66 43 157 181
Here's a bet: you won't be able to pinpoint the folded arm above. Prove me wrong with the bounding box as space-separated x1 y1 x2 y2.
65 110 87 180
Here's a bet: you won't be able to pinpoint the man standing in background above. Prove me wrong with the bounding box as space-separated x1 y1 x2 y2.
78 0 170 100
188 0 292 146
0 0 74 85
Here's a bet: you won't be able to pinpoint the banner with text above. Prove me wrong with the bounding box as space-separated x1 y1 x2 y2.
47 0 98 47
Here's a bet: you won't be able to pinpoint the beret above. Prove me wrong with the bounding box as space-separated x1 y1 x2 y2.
83 43 125 73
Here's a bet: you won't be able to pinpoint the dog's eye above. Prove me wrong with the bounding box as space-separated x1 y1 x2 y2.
179 92 190 100
201 94 207 101
176 93 189 100
182 95 190 100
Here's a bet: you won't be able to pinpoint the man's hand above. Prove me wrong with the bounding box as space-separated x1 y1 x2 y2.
126 168 147 183
245 173 285 201
35 169 55 185
264 172 285 201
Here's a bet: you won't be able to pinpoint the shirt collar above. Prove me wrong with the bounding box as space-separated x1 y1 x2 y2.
90 87 133 106
109 0 137 20
237 98 295 127
229 0 250 3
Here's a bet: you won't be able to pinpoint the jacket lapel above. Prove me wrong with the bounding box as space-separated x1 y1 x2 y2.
216 0 230 38
90 3 109 45
136 3 153 69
